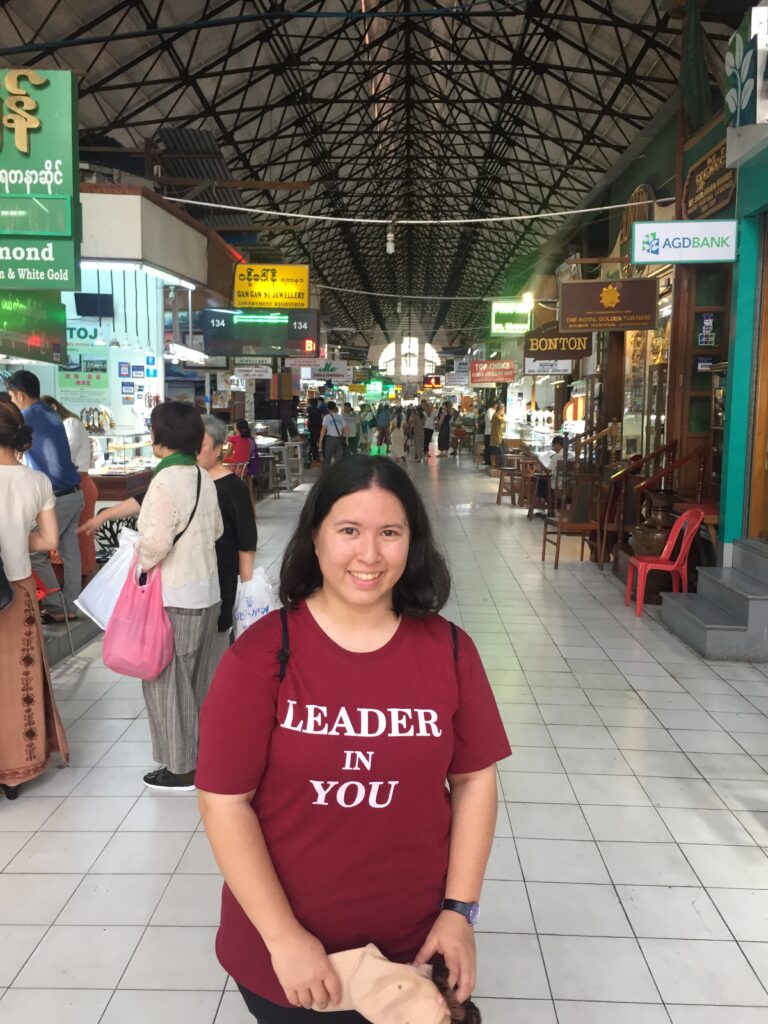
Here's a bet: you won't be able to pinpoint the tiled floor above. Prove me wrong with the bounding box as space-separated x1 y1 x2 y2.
4 457 768 1022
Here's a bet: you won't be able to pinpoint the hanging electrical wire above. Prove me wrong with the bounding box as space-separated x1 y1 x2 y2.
163 195 672 228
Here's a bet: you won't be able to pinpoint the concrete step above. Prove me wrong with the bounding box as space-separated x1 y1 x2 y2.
43 615 102 667
660 593 747 660
697 567 768 625
733 539 768 585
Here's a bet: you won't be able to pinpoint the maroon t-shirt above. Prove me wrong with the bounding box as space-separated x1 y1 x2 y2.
196 601 511 1005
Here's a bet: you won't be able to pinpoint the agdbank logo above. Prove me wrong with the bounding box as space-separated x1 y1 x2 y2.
642 232 660 256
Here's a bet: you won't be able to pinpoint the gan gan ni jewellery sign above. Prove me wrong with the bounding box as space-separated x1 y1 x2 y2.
233 263 309 309
0 68 81 290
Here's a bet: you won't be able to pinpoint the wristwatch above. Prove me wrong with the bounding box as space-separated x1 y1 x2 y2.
441 899 480 926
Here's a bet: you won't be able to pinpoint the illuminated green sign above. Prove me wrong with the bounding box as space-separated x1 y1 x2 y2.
0 291 67 363
0 68 80 290
490 299 532 338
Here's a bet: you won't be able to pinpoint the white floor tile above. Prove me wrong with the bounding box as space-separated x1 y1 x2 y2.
528 881 632 936
14 925 143 988
617 885 730 940
501 772 576 804
540 934 658 1001
56 874 169 925
119 926 228 990
474 933 550 998
0 925 48 986
150 874 223 926
0 989 111 1023
556 1003 668 1024
516 839 610 883
507 803 592 841
477 879 535 933
0 874 81 925
582 805 672 842
5 831 112 873
101 990 221 1024
640 938 768 1005
658 807 756 846
598 842 699 886
681 844 768 888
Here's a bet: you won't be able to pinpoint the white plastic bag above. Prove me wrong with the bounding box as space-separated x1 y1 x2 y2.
232 567 277 640
74 527 138 630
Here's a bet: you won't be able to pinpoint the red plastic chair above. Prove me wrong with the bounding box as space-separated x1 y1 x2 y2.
625 506 705 617
33 572 75 657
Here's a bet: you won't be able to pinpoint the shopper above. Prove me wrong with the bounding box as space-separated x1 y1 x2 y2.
436 403 452 457
6 371 84 622
483 403 494 466
488 403 505 467
342 402 361 454
80 415 257 665
422 400 435 457
408 405 425 463
375 402 391 450
136 401 223 791
226 419 255 465
0 400 69 800
199 416 258 662
197 455 510 1022
307 398 323 463
41 396 98 579
319 401 346 465
389 407 406 462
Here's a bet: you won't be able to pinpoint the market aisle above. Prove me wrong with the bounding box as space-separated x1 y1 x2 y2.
4 458 768 1023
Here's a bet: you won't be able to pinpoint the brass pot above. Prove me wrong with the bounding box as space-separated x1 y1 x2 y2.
629 490 674 557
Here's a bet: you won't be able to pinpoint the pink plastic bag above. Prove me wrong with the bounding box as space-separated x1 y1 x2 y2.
103 555 174 680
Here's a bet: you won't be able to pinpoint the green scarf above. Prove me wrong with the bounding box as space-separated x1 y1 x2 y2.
152 451 197 477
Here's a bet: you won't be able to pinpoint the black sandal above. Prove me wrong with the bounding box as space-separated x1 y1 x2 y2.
1 784 21 800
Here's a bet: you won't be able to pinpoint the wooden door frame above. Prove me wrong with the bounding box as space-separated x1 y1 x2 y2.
748 220 768 539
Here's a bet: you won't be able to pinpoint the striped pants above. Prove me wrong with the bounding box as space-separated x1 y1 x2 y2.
142 604 220 775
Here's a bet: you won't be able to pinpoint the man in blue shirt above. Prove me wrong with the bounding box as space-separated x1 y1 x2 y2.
7 370 85 620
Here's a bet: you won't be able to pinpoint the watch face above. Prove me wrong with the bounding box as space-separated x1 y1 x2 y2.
467 902 480 926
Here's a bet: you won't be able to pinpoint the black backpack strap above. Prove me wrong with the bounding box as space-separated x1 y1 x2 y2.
278 606 290 682
449 621 459 668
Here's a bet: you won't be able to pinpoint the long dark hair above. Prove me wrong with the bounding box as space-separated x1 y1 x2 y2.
0 398 33 452
280 456 450 616
235 417 252 438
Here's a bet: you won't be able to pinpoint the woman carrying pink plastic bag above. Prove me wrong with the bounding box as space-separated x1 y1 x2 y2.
130 402 223 792
103 556 174 680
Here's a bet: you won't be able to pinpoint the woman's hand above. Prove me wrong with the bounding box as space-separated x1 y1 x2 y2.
77 514 103 536
268 924 342 1010
414 910 476 1003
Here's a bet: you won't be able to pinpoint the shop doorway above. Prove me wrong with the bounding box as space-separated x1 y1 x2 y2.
748 221 768 541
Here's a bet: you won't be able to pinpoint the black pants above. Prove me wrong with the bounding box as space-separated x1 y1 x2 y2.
423 427 434 454
238 984 368 1023
483 434 491 465
309 429 321 462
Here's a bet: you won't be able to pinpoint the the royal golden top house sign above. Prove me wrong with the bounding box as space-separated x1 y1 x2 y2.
0 68 81 291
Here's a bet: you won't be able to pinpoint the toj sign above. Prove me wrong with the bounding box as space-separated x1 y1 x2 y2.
631 220 738 264
233 263 309 308
559 279 659 332
0 68 80 290
524 321 592 359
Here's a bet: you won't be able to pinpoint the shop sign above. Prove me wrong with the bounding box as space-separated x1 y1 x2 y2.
469 359 516 385
233 263 309 309
365 379 384 400
559 279 659 332
422 374 442 388
445 358 469 386
524 358 572 376
490 300 531 337
698 312 718 347
724 14 758 129
299 357 351 383
238 365 273 380
683 141 736 220
524 321 592 359
121 382 134 395
0 290 66 363
285 356 325 368
698 356 714 372
631 220 737 265
0 69 80 291
235 356 272 366
203 307 318 356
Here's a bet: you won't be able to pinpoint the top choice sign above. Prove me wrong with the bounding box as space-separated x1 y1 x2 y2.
631 220 737 265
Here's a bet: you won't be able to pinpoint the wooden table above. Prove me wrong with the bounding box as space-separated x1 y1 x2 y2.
92 470 152 502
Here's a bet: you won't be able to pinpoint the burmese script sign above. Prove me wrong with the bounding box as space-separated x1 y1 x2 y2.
559 279 659 333
524 321 592 360
233 263 309 309
469 360 516 385
0 68 80 290
683 141 736 220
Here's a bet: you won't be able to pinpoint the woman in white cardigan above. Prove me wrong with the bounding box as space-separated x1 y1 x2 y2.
137 402 223 791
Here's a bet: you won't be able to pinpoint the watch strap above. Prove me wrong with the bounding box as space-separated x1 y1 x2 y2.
441 898 479 925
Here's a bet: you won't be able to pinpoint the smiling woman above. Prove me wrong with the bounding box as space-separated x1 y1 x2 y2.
196 456 511 1023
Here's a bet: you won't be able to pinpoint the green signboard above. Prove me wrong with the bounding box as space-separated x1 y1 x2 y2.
0 68 80 290
0 291 67 363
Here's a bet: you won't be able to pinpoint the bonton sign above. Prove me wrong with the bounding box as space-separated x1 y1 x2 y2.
631 220 737 265
469 360 516 385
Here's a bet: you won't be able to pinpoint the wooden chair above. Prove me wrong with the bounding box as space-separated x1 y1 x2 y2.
496 451 522 505
519 458 545 515
625 506 705 617
542 472 602 569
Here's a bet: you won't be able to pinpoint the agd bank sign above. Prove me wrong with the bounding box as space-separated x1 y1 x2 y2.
631 220 737 265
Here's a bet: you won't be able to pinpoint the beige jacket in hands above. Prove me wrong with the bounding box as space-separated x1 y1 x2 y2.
136 465 223 591
317 945 449 1024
